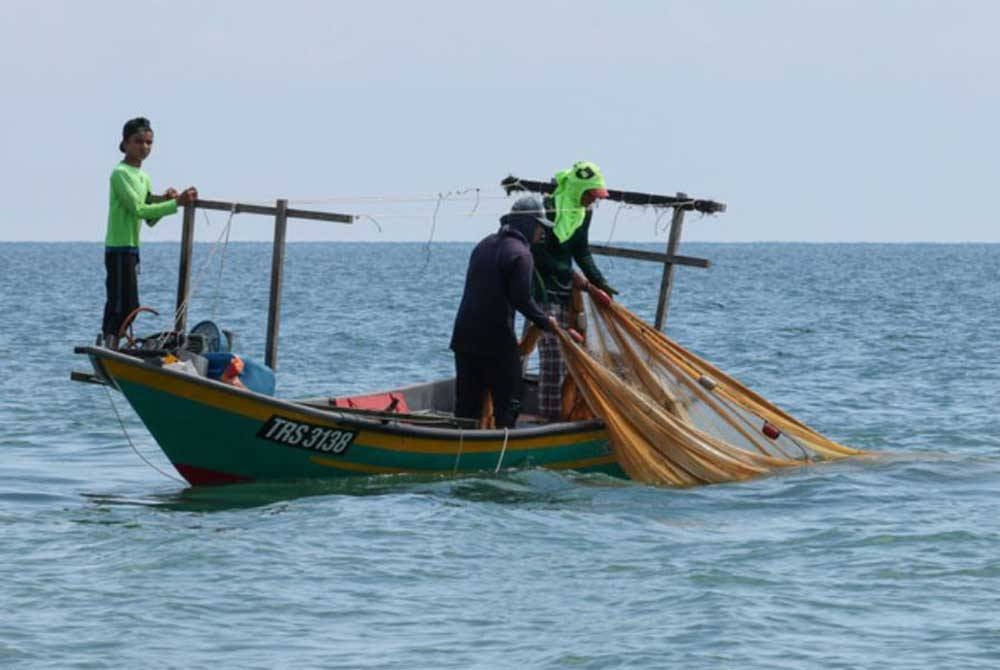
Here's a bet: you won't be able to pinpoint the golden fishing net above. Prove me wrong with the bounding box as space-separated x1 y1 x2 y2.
551 289 865 486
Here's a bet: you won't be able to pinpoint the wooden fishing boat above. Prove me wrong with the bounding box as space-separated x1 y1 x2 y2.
73 183 724 486
75 345 620 486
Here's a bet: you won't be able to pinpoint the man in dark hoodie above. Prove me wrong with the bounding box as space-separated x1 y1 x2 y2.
450 196 557 428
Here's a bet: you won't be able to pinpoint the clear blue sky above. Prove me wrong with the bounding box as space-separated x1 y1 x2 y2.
2 0 997 243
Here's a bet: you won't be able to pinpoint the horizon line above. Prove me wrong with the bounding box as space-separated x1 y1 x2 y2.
2 239 999 245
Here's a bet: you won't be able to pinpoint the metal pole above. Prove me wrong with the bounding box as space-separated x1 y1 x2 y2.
174 203 196 332
653 193 688 331
265 199 288 370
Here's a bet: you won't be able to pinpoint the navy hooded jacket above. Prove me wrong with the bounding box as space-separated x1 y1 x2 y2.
450 214 551 357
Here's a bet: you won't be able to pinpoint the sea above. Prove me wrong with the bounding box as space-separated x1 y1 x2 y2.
1 241 998 669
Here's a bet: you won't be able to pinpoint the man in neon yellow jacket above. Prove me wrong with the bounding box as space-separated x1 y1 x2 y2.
531 161 617 421
102 117 197 347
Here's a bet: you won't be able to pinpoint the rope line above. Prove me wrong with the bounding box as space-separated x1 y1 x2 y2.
495 428 510 473
356 214 384 233
211 203 236 322
453 429 464 474
288 187 490 206
104 386 186 485
419 193 445 273
467 188 481 216
171 208 238 330
653 207 670 235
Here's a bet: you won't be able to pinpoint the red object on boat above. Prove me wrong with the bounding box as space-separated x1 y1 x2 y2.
762 422 781 440
221 355 246 388
332 392 410 413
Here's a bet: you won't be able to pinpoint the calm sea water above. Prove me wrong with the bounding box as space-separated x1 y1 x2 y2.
2 241 998 669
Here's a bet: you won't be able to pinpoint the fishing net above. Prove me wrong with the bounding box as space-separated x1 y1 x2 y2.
553 289 865 486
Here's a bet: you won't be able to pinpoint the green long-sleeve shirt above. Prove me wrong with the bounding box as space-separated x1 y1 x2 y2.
105 162 178 247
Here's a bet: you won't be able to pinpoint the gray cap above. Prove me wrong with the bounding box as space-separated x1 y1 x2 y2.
510 195 554 228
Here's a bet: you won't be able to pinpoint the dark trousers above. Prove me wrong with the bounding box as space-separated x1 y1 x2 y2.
102 248 140 337
454 349 522 428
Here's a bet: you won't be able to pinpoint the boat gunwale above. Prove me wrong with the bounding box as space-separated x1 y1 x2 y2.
78 346 607 441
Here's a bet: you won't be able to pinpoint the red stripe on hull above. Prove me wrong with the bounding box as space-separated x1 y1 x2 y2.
175 463 253 486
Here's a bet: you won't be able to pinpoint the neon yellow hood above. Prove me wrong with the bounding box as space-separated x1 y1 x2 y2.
551 161 606 243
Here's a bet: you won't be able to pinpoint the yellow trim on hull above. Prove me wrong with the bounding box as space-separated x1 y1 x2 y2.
309 453 619 475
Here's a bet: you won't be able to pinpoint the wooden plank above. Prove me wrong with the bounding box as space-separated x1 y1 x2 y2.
70 370 107 385
174 204 196 332
589 244 710 268
654 194 688 330
193 198 355 224
501 176 726 214
265 199 288 370
150 196 355 223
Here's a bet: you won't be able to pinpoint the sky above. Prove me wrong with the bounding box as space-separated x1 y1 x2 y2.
1 0 997 243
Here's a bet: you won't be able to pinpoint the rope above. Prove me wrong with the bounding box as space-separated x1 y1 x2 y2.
604 202 626 245
603 202 627 269
211 203 236 322
654 207 671 234
419 192 445 273
466 188 481 216
104 385 186 485
355 214 383 233
171 208 238 330
288 188 496 206
453 428 464 474
494 427 510 473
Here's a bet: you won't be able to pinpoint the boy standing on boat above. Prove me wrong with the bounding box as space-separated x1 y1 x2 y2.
450 197 557 428
531 161 616 422
102 117 197 348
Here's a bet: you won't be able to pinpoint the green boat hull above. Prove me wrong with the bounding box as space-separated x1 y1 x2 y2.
84 348 621 486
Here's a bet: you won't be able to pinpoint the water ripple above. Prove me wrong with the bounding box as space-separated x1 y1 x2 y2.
3 243 1000 668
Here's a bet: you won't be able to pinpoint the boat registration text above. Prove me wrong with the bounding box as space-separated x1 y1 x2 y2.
257 416 357 455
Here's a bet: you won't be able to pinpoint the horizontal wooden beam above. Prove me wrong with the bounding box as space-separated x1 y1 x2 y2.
70 370 107 385
149 196 355 223
194 199 355 223
501 176 726 215
589 244 710 268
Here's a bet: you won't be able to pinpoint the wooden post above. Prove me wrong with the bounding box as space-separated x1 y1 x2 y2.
653 193 688 331
174 204 196 332
265 199 288 370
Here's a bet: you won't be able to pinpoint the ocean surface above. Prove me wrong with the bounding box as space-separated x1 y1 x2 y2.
1 241 998 669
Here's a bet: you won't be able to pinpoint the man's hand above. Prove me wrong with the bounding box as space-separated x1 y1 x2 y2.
588 285 613 307
176 187 198 206
547 316 559 332
598 282 619 297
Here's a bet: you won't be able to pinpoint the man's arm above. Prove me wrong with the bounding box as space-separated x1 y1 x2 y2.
143 187 197 226
143 188 176 226
568 211 613 292
111 170 179 222
507 252 550 331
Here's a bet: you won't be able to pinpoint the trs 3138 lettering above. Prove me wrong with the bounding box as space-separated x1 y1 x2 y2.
257 416 357 455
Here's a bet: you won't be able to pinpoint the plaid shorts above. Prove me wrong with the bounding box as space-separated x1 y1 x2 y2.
537 302 571 421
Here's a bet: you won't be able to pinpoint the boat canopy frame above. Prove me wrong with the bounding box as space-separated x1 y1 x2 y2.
169 179 725 370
